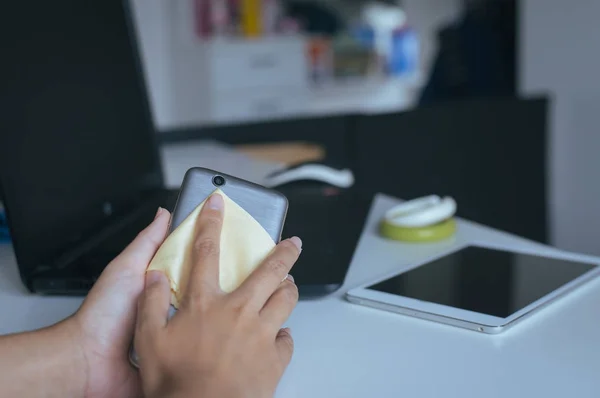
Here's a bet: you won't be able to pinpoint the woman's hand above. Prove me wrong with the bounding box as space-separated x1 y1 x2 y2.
135 193 302 398
70 207 171 397
0 208 171 398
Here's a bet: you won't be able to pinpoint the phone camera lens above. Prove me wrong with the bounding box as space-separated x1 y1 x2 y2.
212 175 225 187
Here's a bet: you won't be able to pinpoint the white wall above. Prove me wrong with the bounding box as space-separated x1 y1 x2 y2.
520 0 600 255
129 0 174 131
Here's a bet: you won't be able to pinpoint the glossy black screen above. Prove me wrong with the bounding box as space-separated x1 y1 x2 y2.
368 246 597 318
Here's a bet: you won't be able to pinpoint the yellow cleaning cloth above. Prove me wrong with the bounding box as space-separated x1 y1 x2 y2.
147 189 275 308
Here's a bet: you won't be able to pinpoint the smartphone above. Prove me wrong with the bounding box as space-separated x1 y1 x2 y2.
129 167 288 368
171 167 288 242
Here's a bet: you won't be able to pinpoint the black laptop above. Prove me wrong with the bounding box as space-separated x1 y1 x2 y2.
0 0 178 294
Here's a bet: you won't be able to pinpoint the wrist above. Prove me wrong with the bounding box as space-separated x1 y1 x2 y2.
53 316 89 397
143 376 244 398
0 317 88 397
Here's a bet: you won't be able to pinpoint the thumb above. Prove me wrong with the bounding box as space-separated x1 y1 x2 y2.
90 208 170 299
275 328 294 367
117 208 170 274
136 271 171 337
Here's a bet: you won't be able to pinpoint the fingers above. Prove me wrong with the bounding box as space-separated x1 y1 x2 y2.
183 194 225 305
260 276 298 332
112 207 171 274
275 328 294 367
85 208 170 305
136 270 171 337
235 237 302 309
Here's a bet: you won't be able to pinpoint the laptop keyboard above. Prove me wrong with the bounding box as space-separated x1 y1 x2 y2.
78 189 178 277
54 187 369 297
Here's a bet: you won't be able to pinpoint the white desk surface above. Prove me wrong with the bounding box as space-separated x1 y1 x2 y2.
2 149 600 397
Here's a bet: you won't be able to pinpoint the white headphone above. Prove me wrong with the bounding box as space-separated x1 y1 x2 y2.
383 195 457 228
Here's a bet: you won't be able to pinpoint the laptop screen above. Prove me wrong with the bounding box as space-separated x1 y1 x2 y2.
0 0 163 274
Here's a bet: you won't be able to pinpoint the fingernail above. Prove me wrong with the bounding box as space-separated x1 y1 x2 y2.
146 270 164 286
207 194 224 210
154 207 163 220
286 274 295 283
288 236 302 252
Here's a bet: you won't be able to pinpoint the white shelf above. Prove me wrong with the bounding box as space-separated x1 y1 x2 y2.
305 75 422 117
131 0 423 131
191 76 423 127
154 75 423 130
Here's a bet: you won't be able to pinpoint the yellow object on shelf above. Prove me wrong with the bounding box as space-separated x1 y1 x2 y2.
241 0 261 37
379 217 457 243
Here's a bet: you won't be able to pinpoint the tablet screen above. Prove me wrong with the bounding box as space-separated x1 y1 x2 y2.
367 246 598 318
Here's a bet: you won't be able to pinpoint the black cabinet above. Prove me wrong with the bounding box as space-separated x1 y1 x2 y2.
160 96 549 243
350 97 548 243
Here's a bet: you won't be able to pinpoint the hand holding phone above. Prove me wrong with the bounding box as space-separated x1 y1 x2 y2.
130 168 289 367
134 192 300 398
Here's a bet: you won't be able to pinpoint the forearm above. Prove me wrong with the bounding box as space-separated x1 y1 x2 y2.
0 318 86 397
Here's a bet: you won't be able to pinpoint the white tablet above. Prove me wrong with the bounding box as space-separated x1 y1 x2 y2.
346 243 600 334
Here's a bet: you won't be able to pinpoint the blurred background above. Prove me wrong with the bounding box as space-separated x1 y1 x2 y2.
132 0 513 130
2 0 600 259
132 0 548 251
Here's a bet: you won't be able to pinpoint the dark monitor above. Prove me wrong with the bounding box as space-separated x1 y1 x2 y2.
0 0 163 275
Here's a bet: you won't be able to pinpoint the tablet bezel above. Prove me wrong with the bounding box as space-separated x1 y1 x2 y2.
345 242 600 334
